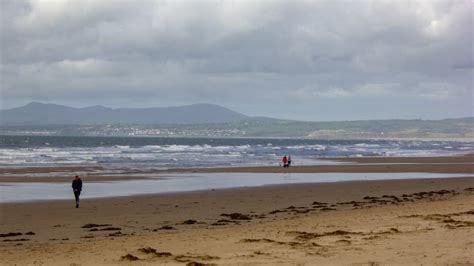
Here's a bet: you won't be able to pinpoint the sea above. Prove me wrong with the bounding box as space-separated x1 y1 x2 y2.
0 135 472 169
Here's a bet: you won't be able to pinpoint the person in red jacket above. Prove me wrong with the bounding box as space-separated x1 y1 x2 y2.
282 155 288 168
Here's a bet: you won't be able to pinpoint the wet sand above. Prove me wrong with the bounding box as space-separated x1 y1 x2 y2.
0 165 104 175
1 155 473 182
185 163 473 174
0 174 156 183
325 154 474 164
1 176 473 265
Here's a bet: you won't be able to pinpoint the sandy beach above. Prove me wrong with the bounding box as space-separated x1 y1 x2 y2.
1 156 473 265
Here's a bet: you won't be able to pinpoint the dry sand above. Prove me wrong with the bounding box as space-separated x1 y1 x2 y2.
1 156 473 265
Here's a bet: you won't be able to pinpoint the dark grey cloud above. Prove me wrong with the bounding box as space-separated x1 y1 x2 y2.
1 0 472 120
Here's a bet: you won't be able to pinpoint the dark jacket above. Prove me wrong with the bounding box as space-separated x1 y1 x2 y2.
72 179 82 191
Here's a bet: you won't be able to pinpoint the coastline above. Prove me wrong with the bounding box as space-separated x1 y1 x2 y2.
2 133 473 142
1 155 473 183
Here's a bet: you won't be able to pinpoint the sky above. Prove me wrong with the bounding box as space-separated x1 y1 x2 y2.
0 0 473 121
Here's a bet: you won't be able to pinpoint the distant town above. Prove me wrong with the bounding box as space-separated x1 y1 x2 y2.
0 124 247 138
1 118 473 140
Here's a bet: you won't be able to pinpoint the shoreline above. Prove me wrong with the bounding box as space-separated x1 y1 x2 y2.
1 176 473 264
1 155 473 183
2 133 474 142
1 175 473 205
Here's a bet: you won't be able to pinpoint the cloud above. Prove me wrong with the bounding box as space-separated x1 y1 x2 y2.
0 0 472 120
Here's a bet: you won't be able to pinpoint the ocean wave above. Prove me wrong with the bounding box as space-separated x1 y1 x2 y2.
354 143 380 148
0 138 472 168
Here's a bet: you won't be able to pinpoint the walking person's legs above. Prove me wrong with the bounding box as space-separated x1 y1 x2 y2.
74 191 81 208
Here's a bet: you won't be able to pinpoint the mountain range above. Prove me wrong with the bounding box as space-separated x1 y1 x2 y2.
0 102 248 125
1 102 473 139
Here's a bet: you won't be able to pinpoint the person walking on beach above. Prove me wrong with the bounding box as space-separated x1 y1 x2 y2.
288 155 292 167
72 175 82 208
282 155 288 168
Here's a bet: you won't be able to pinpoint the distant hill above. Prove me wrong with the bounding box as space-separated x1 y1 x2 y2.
0 102 249 125
1 102 473 139
230 117 474 139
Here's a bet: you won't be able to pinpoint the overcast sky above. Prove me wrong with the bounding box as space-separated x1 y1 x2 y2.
1 0 472 121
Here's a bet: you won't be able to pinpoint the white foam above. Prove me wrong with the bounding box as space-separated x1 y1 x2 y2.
0 140 472 169
114 145 130 149
354 143 380 148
